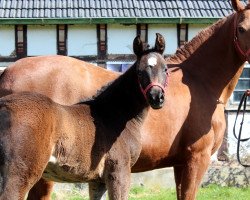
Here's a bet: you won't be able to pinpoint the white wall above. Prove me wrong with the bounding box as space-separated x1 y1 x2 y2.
27 25 57 56
227 112 250 157
148 24 177 55
188 24 208 41
107 24 136 54
68 25 97 56
0 26 15 56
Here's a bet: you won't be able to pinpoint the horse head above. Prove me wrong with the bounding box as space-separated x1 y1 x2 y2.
232 0 250 62
133 33 168 109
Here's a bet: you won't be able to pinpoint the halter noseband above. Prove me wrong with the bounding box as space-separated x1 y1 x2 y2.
139 72 169 99
233 13 250 61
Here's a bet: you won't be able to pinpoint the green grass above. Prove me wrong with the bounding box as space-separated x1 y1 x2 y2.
52 184 250 200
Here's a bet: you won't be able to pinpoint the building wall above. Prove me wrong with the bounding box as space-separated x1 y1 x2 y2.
227 111 250 156
148 24 177 55
27 25 57 56
188 24 208 40
107 24 136 54
0 25 15 56
68 25 97 56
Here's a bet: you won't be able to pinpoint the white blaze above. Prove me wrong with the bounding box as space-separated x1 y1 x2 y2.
148 57 157 66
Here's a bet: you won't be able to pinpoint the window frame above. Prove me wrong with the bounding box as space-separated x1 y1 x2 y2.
15 25 27 58
97 24 107 59
177 24 188 47
106 61 133 72
137 24 148 44
57 24 68 55
230 63 250 105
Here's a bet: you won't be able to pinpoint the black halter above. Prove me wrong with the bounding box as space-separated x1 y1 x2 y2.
233 92 250 167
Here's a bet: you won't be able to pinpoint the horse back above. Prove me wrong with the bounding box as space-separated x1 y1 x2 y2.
0 55 119 105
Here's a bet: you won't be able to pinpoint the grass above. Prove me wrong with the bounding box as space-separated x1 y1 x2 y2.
52 184 250 200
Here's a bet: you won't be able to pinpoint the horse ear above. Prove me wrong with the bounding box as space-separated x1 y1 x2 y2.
133 35 144 57
231 0 244 11
154 33 165 55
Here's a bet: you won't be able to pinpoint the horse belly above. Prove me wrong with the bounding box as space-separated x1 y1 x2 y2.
42 155 105 183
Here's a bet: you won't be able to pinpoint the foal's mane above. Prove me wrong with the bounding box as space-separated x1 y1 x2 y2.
79 63 136 105
167 15 230 63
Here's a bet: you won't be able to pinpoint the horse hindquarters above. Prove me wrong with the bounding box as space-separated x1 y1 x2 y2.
0 96 57 199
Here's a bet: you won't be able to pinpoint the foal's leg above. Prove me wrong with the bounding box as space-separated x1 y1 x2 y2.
89 182 107 200
179 153 211 200
27 178 54 200
104 161 131 200
0 165 42 200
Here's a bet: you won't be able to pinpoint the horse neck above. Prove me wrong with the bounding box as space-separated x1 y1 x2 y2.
169 14 245 104
90 64 148 123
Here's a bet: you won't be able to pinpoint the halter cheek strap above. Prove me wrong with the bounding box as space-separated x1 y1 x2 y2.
139 72 169 99
233 14 250 61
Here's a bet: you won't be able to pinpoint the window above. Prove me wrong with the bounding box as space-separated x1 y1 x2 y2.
177 24 188 47
232 63 250 103
106 62 133 73
57 25 67 55
137 24 148 44
97 24 107 59
15 25 27 58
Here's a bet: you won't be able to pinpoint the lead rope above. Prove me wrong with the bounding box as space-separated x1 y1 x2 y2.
233 92 250 167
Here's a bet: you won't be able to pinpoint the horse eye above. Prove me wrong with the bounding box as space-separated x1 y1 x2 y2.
238 26 246 34
162 65 168 73
137 70 142 77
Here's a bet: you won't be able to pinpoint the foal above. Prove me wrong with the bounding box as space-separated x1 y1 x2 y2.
0 34 168 200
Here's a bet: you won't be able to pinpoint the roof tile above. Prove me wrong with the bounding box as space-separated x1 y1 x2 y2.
0 0 248 19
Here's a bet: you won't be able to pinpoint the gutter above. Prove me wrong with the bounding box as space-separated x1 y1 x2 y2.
0 17 221 25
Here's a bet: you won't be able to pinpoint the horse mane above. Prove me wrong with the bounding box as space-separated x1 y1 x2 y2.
81 80 114 103
167 15 229 63
79 63 137 105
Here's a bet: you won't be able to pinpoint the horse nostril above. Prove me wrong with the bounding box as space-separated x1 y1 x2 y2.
148 89 165 104
158 92 164 103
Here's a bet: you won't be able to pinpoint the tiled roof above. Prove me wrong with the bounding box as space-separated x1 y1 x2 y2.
0 0 248 19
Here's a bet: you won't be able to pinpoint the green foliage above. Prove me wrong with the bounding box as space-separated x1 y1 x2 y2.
52 184 250 200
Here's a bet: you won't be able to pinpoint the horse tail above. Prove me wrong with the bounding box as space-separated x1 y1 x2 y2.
0 141 7 195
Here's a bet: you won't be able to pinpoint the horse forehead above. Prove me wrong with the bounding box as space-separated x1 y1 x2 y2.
148 56 157 66
143 53 162 66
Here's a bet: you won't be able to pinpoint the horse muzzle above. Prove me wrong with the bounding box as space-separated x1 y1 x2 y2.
145 85 165 109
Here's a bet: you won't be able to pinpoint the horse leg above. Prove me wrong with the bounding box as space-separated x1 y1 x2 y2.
0 168 41 200
179 153 210 200
27 178 54 200
89 182 107 200
174 166 183 200
104 162 131 200
0 180 29 200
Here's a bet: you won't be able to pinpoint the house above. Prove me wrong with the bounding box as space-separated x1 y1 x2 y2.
0 0 249 159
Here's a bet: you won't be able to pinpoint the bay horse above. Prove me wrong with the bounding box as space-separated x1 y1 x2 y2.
0 34 167 200
0 0 249 199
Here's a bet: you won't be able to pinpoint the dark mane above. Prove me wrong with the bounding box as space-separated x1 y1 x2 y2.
78 81 114 103
167 15 229 63
79 62 137 105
